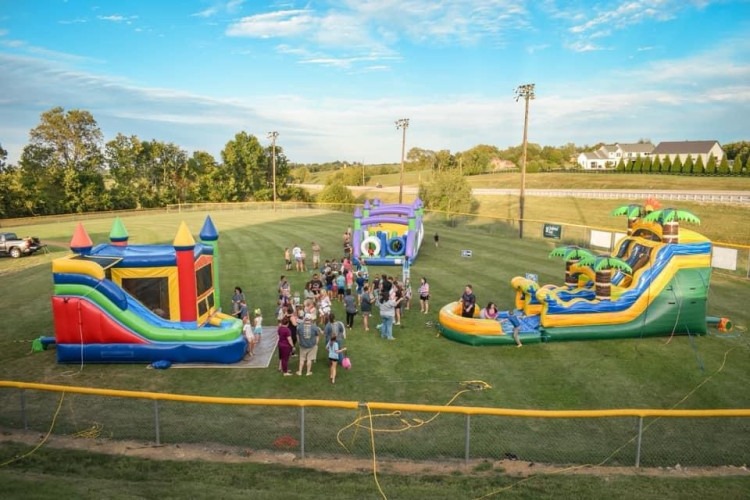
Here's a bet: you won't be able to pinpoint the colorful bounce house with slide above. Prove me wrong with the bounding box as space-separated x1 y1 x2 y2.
50 216 245 363
352 198 424 268
439 200 731 345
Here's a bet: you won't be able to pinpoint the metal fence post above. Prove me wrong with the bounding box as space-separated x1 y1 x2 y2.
300 407 306 459
153 400 161 445
635 416 643 467
464 414 471 466
20 389 27 430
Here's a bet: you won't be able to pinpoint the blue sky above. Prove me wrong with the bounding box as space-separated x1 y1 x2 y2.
1 0 749 165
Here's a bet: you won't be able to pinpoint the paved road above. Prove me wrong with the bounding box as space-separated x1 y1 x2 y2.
295 184 750 204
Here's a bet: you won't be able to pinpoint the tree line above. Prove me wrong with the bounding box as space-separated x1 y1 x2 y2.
1 107 747 218
614 150 749 175
0 107 308 218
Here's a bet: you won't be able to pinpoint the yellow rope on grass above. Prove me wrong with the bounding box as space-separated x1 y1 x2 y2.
0 392 66 468
337 381 492 500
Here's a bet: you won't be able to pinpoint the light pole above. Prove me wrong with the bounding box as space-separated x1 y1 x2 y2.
514 83 535 239
267 131 279 210
395 118 409 203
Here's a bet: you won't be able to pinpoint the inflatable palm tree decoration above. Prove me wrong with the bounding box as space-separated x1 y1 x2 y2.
611 204 646 235
549 246 594 287
577 255 633 300
642 208 700 244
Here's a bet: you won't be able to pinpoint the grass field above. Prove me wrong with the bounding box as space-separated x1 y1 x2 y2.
1 198 749 497
310 168 750 193
1 442 749 500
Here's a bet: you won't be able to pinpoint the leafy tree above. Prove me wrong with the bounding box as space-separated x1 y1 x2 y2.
662 155 672 174
717 156 730 175
652 155 662 173
263 143 291 197
105 134 147 209
616 158 625 172
221 132 266 200
642 157 653 173
434 150 456 172
723 141 750 168
459 144 500 175
683 155 694 175
0 142 7 172
417 170 476 219
672 155 683 174
334 165 368 186
23 107 107 213
694 155 705 175
185 151 220 202
0 164 26 217
316 180 355 211
289 166 310 183
407 147 436 171
631 157 642 173
705 155 716 175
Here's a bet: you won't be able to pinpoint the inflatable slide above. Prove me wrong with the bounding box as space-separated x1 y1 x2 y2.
439 204 727 346
352 198 424 266
51 216 245 363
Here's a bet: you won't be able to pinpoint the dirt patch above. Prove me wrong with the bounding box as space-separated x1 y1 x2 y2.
2 428 748 478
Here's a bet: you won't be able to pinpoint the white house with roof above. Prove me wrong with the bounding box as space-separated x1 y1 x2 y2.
651 140 724 165
577 142 654 170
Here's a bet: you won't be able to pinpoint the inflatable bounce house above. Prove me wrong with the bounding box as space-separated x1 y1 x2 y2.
352 198 424 267
50 216 245 363
439 201 731 346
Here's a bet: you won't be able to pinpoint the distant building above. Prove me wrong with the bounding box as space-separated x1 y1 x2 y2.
651 140 724 165
577 142 654 170
490 158 517 171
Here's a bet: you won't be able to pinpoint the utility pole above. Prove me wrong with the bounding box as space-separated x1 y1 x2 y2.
514 83 535 239
395 118 409 204
267 131 279 211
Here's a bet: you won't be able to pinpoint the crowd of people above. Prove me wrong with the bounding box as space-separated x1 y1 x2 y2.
233 237 432 382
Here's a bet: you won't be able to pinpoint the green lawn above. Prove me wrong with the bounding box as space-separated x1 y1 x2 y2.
0 204 749 497
1 442 749 500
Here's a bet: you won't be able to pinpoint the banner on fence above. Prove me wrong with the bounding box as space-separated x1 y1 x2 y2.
542 223 562 239
590 230 612 249
711 246 738 271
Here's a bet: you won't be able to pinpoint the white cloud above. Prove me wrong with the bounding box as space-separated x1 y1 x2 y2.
59 18 87 25
97 15 139 23
226 9 315 38
561 1 719 52
192 0 246 18
226 1 530 70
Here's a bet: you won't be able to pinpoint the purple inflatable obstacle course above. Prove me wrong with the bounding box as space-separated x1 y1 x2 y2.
352 198 425 266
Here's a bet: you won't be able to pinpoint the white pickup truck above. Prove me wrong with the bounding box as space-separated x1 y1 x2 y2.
0 232 44 258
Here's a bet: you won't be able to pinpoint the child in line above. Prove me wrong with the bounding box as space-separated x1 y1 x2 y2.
327 333 346 384
242 316 254 359
249 308 263 356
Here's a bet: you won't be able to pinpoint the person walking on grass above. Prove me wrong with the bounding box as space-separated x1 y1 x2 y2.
296 314 320 376
360 284 374 331
376 293 401 340
327 333 346 384
277 317 294 375
344 289 357 328
418 277 430 314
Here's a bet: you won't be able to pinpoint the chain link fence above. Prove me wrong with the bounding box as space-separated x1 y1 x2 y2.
2 384 748 468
